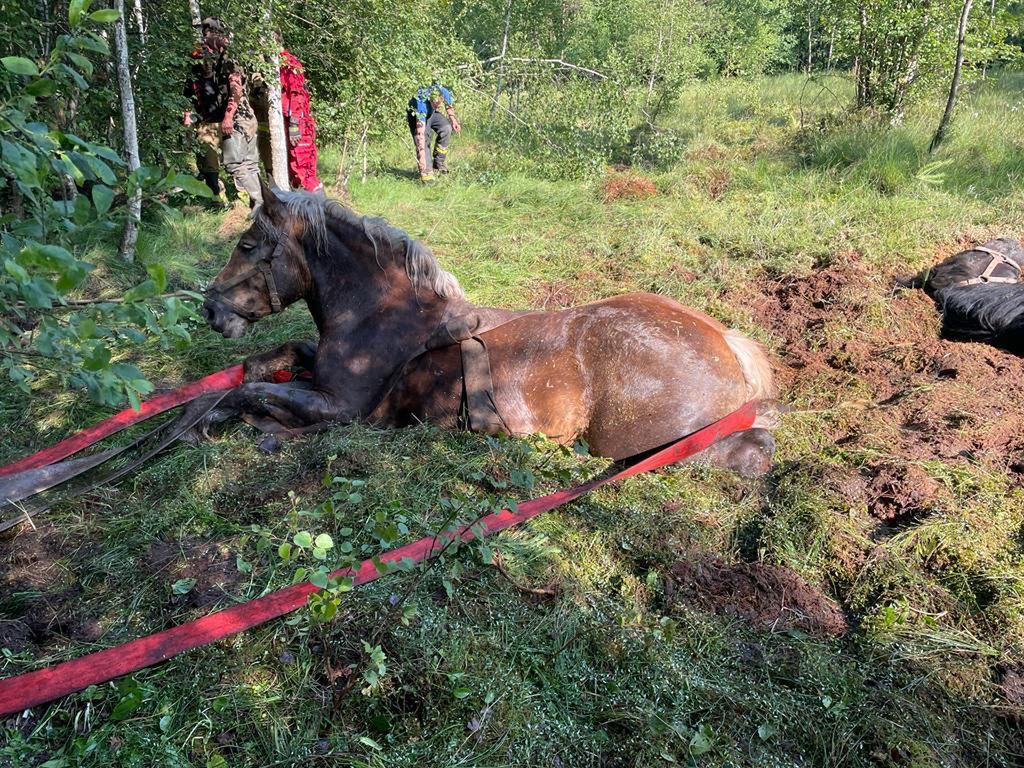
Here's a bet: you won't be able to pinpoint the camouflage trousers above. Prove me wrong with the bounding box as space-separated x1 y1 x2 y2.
196 121 262 206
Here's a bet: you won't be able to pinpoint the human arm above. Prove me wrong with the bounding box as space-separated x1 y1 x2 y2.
221 67 244 136
441 87 460 134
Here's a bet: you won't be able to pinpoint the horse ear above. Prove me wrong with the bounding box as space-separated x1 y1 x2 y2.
259 177 286 222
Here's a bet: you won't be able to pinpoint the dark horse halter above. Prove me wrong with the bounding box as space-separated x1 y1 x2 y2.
205 232 287 321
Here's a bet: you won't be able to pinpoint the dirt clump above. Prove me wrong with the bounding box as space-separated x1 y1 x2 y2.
996 664 1024 714
730 252 1024 470
832 462 941 522
666 554 848 636
149 539 246 609
600 171 657 203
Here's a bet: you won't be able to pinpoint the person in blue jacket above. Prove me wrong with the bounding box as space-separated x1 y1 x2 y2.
406 82 461 183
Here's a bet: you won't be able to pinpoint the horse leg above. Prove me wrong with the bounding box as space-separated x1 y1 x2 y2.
191 382 346 442
685 428 776 478
242 340 318 383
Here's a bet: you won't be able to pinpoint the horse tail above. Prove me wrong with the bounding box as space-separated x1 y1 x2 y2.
723 329 776 402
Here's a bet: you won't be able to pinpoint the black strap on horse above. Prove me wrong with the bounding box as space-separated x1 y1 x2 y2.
953 245 1022 287
204 233 286 320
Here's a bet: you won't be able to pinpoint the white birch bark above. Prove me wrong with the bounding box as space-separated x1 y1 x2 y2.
266 47 289 188
188 0 202 42
491 0 513 118
114 0 141 262
930 0 975 152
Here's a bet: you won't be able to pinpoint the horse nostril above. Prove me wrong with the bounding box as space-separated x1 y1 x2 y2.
202 300 216 324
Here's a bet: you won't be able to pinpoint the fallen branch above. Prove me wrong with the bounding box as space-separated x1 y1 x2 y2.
460 56 609 81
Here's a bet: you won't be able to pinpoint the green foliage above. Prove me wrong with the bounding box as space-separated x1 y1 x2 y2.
0 2 206 407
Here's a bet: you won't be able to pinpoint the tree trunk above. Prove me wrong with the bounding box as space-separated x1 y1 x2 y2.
266 47 290 188
806 1 814 75
188 0 202 42
491 0 514 118
114 0 141 262
930 0 975 152
982 0 995 77
132 0 146 44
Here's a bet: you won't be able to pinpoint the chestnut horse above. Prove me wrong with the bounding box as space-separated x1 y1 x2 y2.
201 184 778 475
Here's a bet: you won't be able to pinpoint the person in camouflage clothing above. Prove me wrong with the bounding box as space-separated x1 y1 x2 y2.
406 82 461 184
183 17 262 207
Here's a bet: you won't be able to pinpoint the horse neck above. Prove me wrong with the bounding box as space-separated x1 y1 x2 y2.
304 215 461 343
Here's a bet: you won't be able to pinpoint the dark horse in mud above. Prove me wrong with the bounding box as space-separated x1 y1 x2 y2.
201 183 779 475
917 238 1024 352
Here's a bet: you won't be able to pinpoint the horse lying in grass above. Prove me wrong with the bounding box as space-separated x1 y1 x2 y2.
200 183 779 476
919 238 1024 352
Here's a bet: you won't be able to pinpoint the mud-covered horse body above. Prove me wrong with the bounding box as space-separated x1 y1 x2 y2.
202 183 778 475
920 238 1024 350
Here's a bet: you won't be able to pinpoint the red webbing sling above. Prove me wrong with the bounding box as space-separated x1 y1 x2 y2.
0 401 756 717
0 365 244 478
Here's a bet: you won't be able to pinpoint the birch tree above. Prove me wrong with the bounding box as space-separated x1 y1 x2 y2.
113 0 141 261
930 0 974 151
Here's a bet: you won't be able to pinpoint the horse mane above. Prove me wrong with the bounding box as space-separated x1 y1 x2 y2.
920 238 1024 294
256 188 464 299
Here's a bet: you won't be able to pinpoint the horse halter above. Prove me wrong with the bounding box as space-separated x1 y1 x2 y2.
205 232 287 321
953 245 1022 288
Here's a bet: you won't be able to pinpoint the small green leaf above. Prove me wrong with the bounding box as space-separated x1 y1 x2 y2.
278 542 292 562
146 262 167 291
453 687 471 699
89 8 120 21
109 688 143 720
123 279 158 302
294 531 313 549
92 183 113 215
359 736 382 750
314 533 334 550
25 78 56 96
68 0 86 25
65 52 94 77
159 714 172 733
689 724 713 756
2 56 39 76
206 755 228 768
171 578 196 595
168 173 213 198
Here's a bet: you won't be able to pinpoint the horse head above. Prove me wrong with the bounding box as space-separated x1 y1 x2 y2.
203 180 311 338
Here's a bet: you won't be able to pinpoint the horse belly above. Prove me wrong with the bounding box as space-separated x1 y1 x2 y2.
573 297 749 458
375 346 465 428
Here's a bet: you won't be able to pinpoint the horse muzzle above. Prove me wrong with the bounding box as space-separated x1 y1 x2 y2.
203 296 250 339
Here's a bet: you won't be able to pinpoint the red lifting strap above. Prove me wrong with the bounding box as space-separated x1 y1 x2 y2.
0 365 244 478
0 401 757 717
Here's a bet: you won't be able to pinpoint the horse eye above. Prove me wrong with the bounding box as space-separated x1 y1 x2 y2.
239 241 257 252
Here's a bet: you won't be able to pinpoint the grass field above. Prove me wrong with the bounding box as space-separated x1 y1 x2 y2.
3 72 1024 767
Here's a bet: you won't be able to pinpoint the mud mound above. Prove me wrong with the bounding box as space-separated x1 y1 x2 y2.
667 555 848 636
997 664 1024 714
600 172 656 203
731 254 1024 470
833 462 942 522
149 539 246 609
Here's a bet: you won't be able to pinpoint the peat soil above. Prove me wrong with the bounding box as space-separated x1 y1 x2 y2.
727 252 1024 537
667 554 849 636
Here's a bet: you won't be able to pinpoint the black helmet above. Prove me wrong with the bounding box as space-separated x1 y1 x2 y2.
200 16 227 34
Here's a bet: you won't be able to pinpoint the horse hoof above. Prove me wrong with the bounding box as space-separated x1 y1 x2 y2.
258 435 282 454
